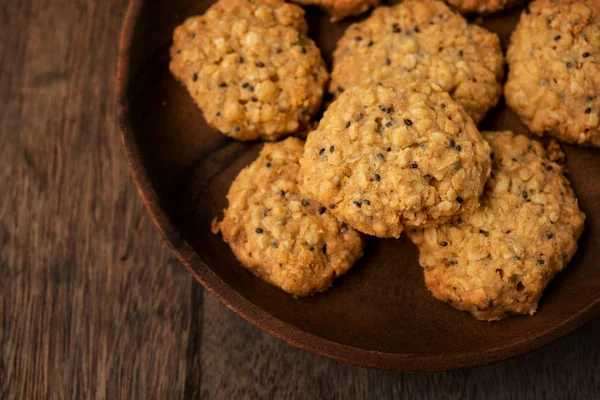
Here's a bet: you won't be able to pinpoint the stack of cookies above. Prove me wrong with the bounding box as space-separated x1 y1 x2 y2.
171 0 592 321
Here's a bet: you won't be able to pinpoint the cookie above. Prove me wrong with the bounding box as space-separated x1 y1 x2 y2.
170 0 329 141
330 0 504 124
212 137 365 297
505 0 600 146
444 0 522 14
408 131 585 321
299 83 492 238
291 0 380 21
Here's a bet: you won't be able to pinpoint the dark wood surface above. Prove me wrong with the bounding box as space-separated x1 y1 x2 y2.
1 0 599 398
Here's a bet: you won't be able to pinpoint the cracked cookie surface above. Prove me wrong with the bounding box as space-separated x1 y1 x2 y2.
330 0 504 124
408 131 585 321
300 83 491 238
213 137 365 297
505 0 600 146
170 0 328 141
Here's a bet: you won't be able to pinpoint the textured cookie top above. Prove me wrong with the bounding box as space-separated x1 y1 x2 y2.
505 0 600 146
170 0 329 141
444 0 521 14
300 83 491 238
408 131 585 321
330 0 504 124
292 0 380 21
213 137 365 297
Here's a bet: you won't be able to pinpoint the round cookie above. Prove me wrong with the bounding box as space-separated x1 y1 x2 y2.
408 131 585 321
291 0 380 21
300 83 492 238
212 137 365 297
170 0 329 141
444 0 522 15
505 0 600 147
330 0 504 124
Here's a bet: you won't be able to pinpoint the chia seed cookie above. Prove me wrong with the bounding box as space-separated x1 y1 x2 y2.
212 137 365 297
299 83 492 238
408 131 585 321
170 0 329 141
330 0 504 124
291 0 380 21
444 0 522 15
505 0 600 146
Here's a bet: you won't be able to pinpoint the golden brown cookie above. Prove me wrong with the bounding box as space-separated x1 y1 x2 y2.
505 0 600 146
408 131 585 321
213 137 365 297
300 83 491 238
444 0 522 14
170 0 329 141
330 0 504 124
292 0 380 21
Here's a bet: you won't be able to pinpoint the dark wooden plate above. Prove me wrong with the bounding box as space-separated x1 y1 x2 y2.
117 0 600 370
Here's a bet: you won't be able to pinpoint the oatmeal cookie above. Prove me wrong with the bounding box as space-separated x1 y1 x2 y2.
444 0 522 14
299 83 491 238
213 137 365 297
330 0 504 124
408 131 585 321
292 0 380 21
170 0 329 141
505 0 600 146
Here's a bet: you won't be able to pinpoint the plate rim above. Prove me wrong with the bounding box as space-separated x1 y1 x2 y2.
116 0 600 371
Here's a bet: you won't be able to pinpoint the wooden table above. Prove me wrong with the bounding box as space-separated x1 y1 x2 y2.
2 0 599 398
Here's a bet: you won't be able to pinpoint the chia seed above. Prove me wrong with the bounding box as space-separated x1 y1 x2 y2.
255 228 263 234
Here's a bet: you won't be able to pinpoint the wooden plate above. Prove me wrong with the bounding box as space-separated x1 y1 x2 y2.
117 0 600 370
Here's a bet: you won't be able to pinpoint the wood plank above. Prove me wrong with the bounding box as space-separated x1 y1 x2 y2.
0 0 599 398
0 0 194 398
199 294 600 399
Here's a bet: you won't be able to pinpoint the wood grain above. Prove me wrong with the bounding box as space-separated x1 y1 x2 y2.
0 0 598 398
